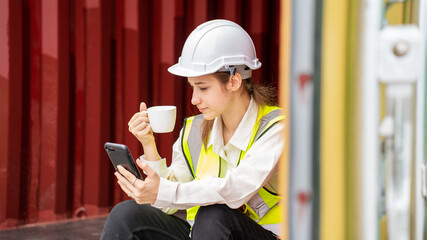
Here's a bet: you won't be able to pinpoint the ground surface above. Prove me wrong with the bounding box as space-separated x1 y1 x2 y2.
0 217 107 240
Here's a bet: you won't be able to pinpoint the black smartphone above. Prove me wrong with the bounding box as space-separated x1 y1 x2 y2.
104 142 143 179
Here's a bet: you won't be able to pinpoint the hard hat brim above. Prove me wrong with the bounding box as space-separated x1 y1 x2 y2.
168 63 218 78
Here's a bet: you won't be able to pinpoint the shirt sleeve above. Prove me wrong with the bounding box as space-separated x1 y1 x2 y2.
140 128 194 184
153 122 284 210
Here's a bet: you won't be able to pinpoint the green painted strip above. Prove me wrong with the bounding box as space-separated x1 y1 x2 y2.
312 0 324 238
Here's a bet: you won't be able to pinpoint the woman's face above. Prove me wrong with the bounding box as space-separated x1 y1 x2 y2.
188 74 232 120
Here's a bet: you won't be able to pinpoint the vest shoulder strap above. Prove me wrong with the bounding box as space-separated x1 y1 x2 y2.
182 114 204 178
254 108 283 141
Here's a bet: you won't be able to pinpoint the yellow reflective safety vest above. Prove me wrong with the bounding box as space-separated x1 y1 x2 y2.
181 105 284 226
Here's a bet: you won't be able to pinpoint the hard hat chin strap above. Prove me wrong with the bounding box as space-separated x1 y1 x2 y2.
224 65 237 76
218 65 252 79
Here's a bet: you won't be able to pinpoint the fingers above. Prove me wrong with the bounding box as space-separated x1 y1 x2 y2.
116 165 143 193
115 162 159 205
128 111 149 128
136 158 144 169
140 102 147 112
137 160 156 178
114 171 134 197
128 111 153 140
128 115 149 132
132 123 151 135
129 123 152 140
116 165 135 183
128 102 155 145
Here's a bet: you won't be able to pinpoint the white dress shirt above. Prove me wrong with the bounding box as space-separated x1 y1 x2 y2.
141 98 284 235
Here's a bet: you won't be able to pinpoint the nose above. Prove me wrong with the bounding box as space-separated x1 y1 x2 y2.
191 91 201 106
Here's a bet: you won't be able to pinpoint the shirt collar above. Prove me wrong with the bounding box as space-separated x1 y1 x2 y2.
207 98 258 153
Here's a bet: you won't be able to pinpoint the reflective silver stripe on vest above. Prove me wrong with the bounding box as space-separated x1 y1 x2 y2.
247 193 277 222
187 115 204 174
254 109 282 141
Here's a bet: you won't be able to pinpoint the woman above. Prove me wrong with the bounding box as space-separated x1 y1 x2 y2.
101 19 284 240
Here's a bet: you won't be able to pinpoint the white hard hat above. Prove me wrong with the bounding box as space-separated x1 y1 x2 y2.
168 19 261 78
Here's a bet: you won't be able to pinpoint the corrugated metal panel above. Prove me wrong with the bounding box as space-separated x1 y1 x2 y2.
0 0 23 229
0 0 281 229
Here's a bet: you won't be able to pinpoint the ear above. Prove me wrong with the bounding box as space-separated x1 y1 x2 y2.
228 72 243 92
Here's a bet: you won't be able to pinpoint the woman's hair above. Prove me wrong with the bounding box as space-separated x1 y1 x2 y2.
200 71 277 147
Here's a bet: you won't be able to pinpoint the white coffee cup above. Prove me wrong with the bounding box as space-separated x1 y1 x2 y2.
147 106 176 133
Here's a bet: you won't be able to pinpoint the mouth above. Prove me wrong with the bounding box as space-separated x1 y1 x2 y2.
198 107 207 113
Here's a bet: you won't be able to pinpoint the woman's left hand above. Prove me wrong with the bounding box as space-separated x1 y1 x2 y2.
115 159 160 205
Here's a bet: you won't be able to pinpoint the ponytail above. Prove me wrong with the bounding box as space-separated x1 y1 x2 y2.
242 78 277 106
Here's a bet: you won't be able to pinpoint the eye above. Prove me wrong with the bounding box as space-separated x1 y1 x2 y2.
199 87 208 91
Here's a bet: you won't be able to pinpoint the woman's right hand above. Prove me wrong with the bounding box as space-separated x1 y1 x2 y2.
128 102 161 161
128 102 155 147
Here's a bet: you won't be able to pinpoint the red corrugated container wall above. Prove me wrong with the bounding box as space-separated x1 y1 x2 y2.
0 0 280 229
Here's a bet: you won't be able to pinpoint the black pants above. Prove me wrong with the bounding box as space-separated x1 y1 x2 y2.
101 200 277 240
